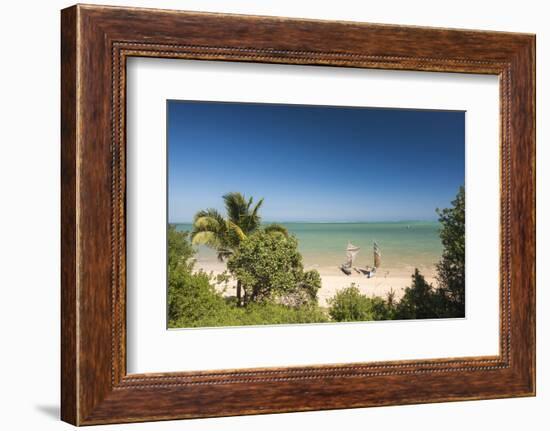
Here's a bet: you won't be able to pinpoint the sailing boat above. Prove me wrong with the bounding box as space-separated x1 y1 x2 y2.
339 241 360 275
358 242 381 278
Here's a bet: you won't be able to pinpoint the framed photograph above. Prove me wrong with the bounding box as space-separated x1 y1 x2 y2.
61 4 535 425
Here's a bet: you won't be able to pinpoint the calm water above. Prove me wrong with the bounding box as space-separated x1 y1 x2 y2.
174 221 442 275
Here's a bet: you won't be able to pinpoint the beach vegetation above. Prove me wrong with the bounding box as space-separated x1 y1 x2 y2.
229 302 329 325
328 285 393 322
168 266 235 328
167 226 234 327
167 225 195 273
227 231 321 306
393 269 443 319
435 186 466 317
393 186 466 320
168 186 465 328
168 217 326 328
191 192 288 305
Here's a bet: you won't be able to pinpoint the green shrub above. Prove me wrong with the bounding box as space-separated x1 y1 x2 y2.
168 266 237 328
297 270 322 305
394 269 441 320
392 186 466 320
168 268 329 328
167 225 328 328
234 302 329 325
328 284 392 322
227 231 320 305
167 225 237 328
436 186 466 317
167 224 195 272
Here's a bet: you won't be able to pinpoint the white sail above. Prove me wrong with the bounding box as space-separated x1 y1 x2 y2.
344 242 360 268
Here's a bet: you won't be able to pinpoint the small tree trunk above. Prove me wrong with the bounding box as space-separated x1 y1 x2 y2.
236 280 242 306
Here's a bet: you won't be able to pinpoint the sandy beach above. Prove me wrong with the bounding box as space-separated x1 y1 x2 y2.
197 260 437 308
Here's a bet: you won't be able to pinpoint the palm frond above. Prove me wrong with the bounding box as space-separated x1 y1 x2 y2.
251 198 264 219
193 215 222 232
226 220 247 242
190 192 267 261
240 197 262 233
223 192 248 224
191 231 220 248
191 209 225 236
263 223 289 237
193 208 225 225
190 208 231 259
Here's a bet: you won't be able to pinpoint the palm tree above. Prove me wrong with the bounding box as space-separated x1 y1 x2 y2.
191 192 287 305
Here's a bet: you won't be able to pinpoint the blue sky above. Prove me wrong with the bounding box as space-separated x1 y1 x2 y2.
168 101 464 223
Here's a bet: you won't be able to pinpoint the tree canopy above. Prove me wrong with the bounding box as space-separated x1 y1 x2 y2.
393 186 466 320
329 285 392 322
168 187 466 328
436 185 466 317
190 192 289 304
227 231 321 306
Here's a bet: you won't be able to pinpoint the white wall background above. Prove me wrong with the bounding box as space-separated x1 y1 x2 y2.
0 0 546 429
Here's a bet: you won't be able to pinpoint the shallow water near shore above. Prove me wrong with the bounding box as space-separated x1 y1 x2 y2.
174 221 442 277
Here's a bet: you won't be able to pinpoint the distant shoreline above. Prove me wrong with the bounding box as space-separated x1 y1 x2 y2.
176 221 442 275
174 220 441 307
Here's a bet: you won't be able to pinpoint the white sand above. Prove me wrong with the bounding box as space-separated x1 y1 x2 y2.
196 260 437 307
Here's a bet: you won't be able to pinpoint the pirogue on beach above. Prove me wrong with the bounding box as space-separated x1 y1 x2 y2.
339 241 381 278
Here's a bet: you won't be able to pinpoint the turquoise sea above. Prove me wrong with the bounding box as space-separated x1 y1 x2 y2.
174 221 442 276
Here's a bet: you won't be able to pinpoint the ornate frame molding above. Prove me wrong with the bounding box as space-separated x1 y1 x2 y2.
61 5 535 425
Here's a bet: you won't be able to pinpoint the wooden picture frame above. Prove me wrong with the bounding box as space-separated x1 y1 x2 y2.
61 4 535 425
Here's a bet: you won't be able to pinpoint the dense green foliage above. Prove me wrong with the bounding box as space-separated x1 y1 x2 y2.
167 225 229 327
392 187 466 319
435 186 466 317
168 221 326 328
168 269 328 327
393 269 443 319
190 192 288 304
168 270 328 328
168 267 233 328
229 302 329 326
168 187 465 328
190 192 288 260
167 225 195 272
328 285 393 322
327 187 465 322
227 231 321 305
298 270 323 306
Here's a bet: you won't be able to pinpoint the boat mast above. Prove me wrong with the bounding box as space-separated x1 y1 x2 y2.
373 242 381 268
